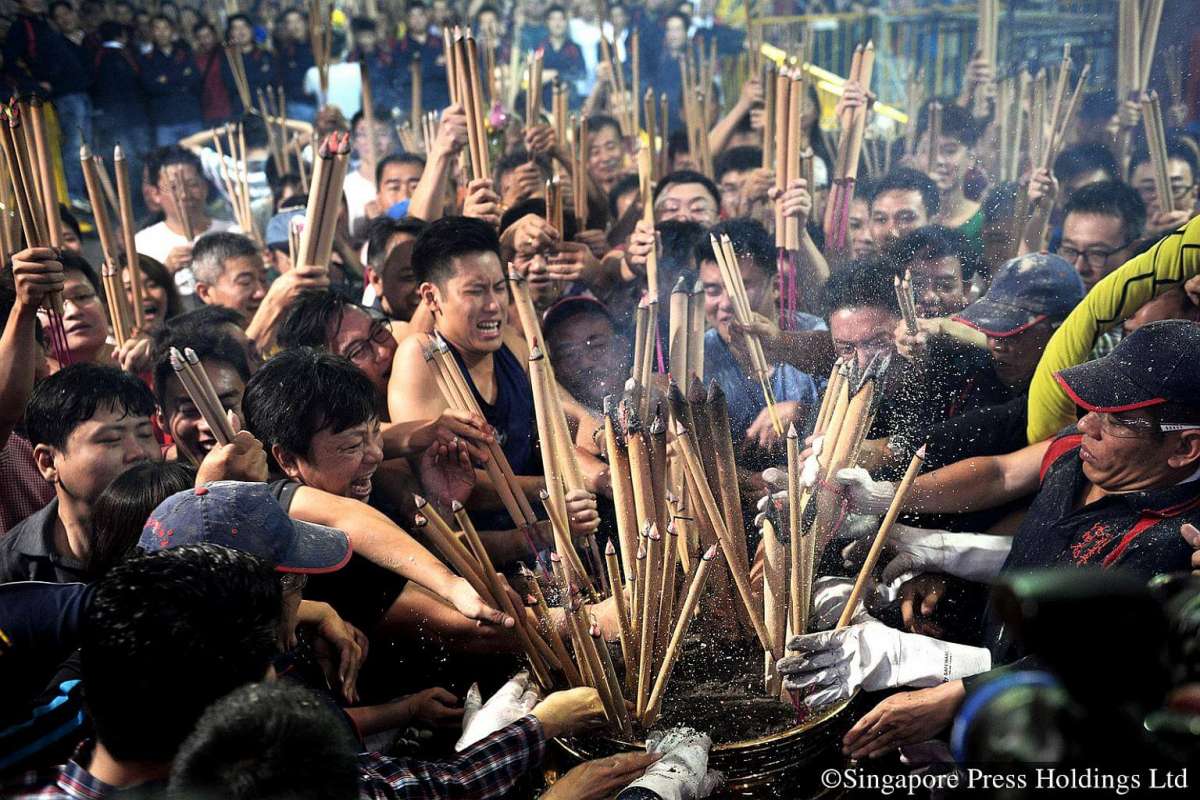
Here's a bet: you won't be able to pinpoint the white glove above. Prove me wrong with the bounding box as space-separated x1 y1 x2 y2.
776 620 991 713
842 524 1013 585
456 671 541 750
810 576 880 630
754 436 825 527
619 728 724 800
834 467 896 515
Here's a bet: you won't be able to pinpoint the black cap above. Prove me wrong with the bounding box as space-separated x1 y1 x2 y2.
955 254 1084 337
1055 320 1200 413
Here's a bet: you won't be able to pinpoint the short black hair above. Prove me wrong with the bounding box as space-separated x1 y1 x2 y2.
82 544 281 762
693 217 774 275
88 461 197 579
1129 136 1200 180
170 681 360 800
714 146 764 182
1062 180 1147 242
546 4 567 17
585 114 622 139
242 347 377 462
667 129 690 161
25 364 157 450
652 169 721 208
164 304 247 336
58 203 82 241
981 180 1019 224
131 254 183 321
494 149 551 190
887 225 979 281
365 215 427 270
145 145 204 188
60 250 101 294
608 172 640 220
350 15 375 34
275 289 365 351
871 167 941 219
411 216 501 286
1053 142 1121 187
823 258 901 318
224 12 255 37
376 152 424 186
152 325 252 409
915 100 980 147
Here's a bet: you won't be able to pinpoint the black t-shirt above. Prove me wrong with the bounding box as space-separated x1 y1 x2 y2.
269 479 408 633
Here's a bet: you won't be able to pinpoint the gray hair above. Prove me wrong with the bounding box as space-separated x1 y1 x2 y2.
191 231 260 286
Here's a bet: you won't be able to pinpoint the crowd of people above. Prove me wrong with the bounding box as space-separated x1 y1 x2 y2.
3 0 1200 797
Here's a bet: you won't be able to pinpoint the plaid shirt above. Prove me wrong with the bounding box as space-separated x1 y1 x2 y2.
357 715 546 799
7 743 119 799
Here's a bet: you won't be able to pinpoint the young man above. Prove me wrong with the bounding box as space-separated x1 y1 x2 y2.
917 103 983 246
887 225 975 319
0 364 160 584
695 219 821 453
43 252 111 369
275 8 316 122
135 147 238 297
388 217 603 529
1056 180 1146 293
153 325 252 464
1052 141 1122 201
371 153 425 220
1129 137 1197 236
138 14 202 146
585 114 627 195
868 168 941 250
651 170 722 227
714 146 770 220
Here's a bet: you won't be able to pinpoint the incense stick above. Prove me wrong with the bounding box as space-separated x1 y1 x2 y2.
113 146 145 330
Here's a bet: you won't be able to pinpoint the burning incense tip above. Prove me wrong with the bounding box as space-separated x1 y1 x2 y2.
666 520 677 535
636 545 646 559
703 544 719 560
648 526 661 542
450 500 465 512
672 274 689 293
590 623 602 638
529 345 545 360
550 552 562 563
413 494 428 508
538 488 551 501
183 347 201 366
915 444 927 459
412 513 428 527
787 422 799 439
605 539 616 555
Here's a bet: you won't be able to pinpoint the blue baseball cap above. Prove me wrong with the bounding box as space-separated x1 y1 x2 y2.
139 481 351 574
1055 320 1200 413
265 208 305 249
955 253 1084 337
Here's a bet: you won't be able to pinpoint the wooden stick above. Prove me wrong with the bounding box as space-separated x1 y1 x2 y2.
687 278 705 383
705 381 750 578
786 423 803 636
521 565 583 687
772 69 790 248
636 523 663 716
1142 91 1174 214
359 63 379 192
590 615 634 736
113 146 145 330
603 539 636 683
837 446 926 628
762 513 787 695
674 423 772 652
27 99 59 249
643 544 717 725
412 497 489 593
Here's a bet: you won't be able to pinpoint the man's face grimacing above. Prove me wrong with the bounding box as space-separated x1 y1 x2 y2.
1058 211 1132 292
829 305 900 371
275 417 384 503
654 181 719 227
424 251 508 356
35 403 161 508
907 254 967 318
161 362 246 462
987 321 1054 392
197 252 268 318
869 189 928 247
1076 407 1200 494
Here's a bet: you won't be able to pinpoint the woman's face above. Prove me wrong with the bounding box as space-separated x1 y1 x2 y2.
122 266 170 333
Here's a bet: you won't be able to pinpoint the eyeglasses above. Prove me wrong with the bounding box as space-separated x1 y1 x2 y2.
279 573 308 594
1086 411 1200 439
1057 241 1132 270
343 318 392 364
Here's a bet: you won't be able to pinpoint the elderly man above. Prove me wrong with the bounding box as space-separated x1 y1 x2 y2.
790 321 1200 757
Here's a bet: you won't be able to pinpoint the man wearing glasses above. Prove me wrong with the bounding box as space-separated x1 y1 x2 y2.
1057 181 1147 294
1129 138 1198 236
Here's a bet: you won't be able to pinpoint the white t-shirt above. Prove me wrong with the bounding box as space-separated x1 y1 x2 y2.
304 62 362 120
343 168 376 233
134 218 239 296
568 19 601 98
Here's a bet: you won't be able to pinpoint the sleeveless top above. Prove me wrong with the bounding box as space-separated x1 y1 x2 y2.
446 341 539 478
